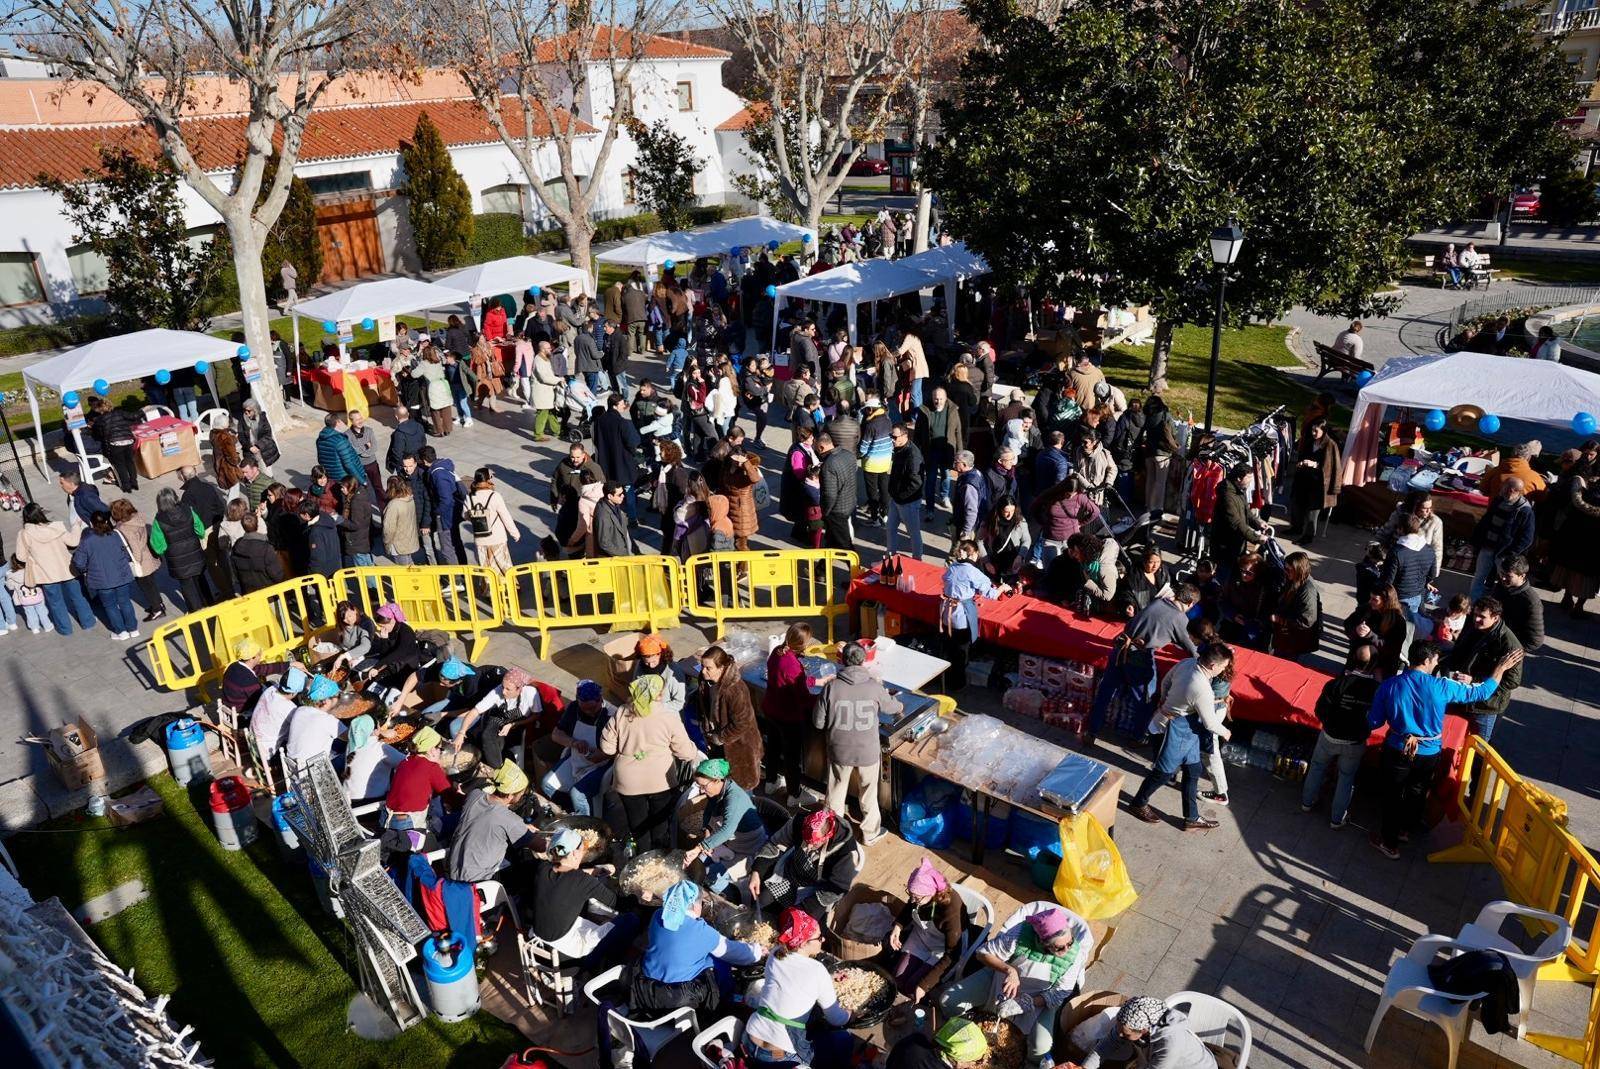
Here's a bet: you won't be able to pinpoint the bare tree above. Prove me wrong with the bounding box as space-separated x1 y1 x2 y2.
4 0 382 431
709 0 939 234
431 2 686 288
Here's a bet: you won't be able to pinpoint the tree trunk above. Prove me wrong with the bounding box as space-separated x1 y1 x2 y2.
228 226 293 433
805 200 825 242
1147 318 1176 394
913 189 932 255
565 217 597 296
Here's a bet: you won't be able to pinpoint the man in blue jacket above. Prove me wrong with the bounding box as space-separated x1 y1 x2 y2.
420 446 465 564
59 471 108 528
386 405 428 476
1367 640 1522 858
315 413 367 484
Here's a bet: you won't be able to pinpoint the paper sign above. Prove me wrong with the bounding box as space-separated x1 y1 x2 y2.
337 320 355 344
64 399 86 431
159 431 181 457
241 354 263 383
469 294 483 313
377 316 396 342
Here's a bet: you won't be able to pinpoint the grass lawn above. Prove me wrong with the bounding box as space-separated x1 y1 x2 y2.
1483 259 1600 286
1100 323 1312 430
7 775 521 1069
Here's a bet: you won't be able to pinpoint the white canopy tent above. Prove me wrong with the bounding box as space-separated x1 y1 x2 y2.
1341 351 1600 485
598 216 817 269
21 329 242 482
433 256 588 301
773 242 991 348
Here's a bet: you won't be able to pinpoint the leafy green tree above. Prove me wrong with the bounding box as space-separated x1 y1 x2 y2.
925 0 1578 391
401 112 475 270
627 118 704 234
42 148 226 331
1535 171 1598 227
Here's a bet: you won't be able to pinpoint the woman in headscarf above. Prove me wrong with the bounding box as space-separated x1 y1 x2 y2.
695 645 763 790
448 666 558 770
936 902 1094 1067
754 808 860 914
683 758 770 895
631 879 765 1018
343 714 404 802
886 858 969 1003
1075 995 1218 1069
526 828 639 965
355 602 426 690
542 679 615 816
886 1018 991 1069
742 908 855 1069
632 635 687 719
599 674 706 851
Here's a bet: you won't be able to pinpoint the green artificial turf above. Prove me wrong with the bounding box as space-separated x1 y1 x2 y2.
1100 323 1312 431
6 775 521 1069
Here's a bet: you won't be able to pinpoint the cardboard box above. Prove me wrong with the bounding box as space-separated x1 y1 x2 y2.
108 784 165 827
1056 990 1128 1059
42 717 105 791
828 885 906 961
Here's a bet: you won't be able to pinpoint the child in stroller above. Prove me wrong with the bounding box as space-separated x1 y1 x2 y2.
561 378 601 443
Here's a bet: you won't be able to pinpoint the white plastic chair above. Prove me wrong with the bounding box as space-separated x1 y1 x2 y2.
584 965 697 1063
951 882 995 976
1452 900 1571 1037
1452 456 1493 477
1166 991 1252 1069
141 405 176 422
692 1015 742 1069
1363 935 1485 1069
195 408 232 438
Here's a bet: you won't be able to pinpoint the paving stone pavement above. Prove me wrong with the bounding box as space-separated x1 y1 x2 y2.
0 344 1594 1068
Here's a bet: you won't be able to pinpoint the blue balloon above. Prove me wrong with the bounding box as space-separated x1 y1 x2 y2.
236 345 250 359
155 369 172 385
767 240 781 251
663 259 676 271
731 246 743 256
1478 413 1501 435
361 317 375 331
93 378 109 396
63 391 79 408
802 233 814 244
194 360 209 375
322 319 338 334
1355 370 1373 387
1424 408 1447 432
765 285 778 298
529 285 542 298
1575 412 1598 437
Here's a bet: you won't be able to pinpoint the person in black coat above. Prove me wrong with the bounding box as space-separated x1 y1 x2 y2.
602 317 632 395
231 512 286 593
153 486 212 612
238 399 281 471
340 477 375 565
401 454 434 565
574 327 604 394
387 406 428 475
593 394 642 521
88 398 140 492
302 501 351 578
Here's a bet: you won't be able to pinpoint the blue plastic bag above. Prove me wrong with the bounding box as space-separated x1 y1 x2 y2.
899 777 961 849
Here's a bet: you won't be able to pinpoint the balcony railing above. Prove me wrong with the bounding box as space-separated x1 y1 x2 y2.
1539 7 1600 32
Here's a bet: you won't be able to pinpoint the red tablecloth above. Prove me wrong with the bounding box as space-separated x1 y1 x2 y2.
849 560 1469 798
296 365 391 390
1432 486 1490 507
130 415 193 443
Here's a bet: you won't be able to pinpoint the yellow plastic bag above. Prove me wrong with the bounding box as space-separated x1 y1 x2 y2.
1052 813 1137 920
337 369 370 419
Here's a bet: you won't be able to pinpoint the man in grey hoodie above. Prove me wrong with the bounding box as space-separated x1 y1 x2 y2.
812 643 901 845
1079 995 1217 1069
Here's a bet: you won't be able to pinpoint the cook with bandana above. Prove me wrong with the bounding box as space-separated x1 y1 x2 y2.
742 908 856 1069
630 879 764 1017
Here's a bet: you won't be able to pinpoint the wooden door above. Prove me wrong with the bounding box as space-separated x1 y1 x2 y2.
315 198 386 284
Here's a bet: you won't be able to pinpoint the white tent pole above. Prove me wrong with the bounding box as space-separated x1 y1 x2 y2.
847 303 858 346
771 294 783 354
70 424 91 484
944 279 958 343
203 366 220 412
23 378 44 472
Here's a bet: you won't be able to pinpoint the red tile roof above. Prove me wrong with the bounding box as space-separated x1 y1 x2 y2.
534 26 730 64
715 102 768 132
0 96 593 191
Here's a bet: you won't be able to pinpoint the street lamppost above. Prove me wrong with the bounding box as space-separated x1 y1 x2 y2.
1204 221 1245 433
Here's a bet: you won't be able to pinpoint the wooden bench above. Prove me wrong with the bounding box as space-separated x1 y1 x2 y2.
1313 340 1376 383
1465 253 1500 289
1421 254 1454 287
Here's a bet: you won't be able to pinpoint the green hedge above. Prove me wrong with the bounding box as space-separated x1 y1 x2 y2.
466 205 749 264
0 315 114 358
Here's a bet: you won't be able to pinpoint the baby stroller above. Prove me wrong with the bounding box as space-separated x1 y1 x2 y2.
561 379 598 444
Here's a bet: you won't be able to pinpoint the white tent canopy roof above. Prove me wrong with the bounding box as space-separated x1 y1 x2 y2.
433 256 587 298
293 277 473 324
598 216 817 267
775 258 941 304
22 329 240 395
1350 351 1600 425
904 241 990 281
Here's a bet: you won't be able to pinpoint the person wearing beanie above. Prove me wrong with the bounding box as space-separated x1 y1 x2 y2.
937 902 1094 1067
383 726 450 836
1076 995 1218 1069
682 758 769 894
284 673 347 769
220 636 288 713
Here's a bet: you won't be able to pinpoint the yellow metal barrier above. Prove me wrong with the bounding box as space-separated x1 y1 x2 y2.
1432 736 1600 985
327 565 504 662
504 556 683 659
681 549 859 642
147 575 335 697
1527 960 1600 1067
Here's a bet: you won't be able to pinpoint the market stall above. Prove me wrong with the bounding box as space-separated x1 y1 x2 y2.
290 277 472 412
434 254 589 304
774 242 991 349
295 366 400 412
132 414 201 478
597 215 816 270
20 329 239 484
